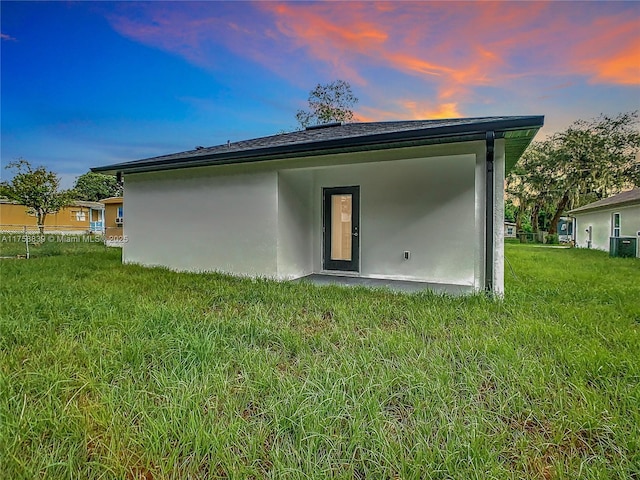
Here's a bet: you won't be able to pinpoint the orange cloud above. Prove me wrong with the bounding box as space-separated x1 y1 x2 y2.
262 1 640 88
358 99 461 122
259 2 391 85
107 1 639 123
258 1 546 110
384 53 451 78
401 100 461 120
593 41 640 85
570 16 640 85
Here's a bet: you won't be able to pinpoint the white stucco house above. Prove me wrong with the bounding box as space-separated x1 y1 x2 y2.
569 188 640 257
93 117 544 295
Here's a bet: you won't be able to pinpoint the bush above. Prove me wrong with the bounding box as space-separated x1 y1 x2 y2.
546 233 559 245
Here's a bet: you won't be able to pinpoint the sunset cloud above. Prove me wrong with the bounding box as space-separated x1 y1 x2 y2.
105 1 639 121
591 41 640 86
358 99 461 122
568 15 640 85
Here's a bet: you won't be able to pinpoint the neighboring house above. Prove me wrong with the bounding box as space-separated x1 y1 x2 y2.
556 216 574 243
569 188 640 257
504 222 517 238
93 117 544 295
0 199 104 234
101 196 124 245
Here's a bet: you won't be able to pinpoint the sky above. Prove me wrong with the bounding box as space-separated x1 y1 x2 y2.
1 1 639 188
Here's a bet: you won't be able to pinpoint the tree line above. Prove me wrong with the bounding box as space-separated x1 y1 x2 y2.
506 111 639 235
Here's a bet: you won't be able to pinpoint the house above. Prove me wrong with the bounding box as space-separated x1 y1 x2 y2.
101 197 124 235
569 188 640 257
0 198 104 234
100 196 124 246
92 117 544 295
504 222 517 238
556 216 574 243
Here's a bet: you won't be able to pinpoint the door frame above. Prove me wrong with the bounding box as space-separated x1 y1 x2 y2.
322 185 360 272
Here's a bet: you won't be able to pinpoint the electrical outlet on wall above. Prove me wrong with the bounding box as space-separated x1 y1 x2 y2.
404 251 410 260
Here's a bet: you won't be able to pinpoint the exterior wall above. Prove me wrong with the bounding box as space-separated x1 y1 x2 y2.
103 201 124 237
277 170 314 279
120 139 507 293
0 202 95 233
310 152 478 288
574 203 640 256
123 166 279 275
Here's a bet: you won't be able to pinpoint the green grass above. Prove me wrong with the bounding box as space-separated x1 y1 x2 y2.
0 233 106 257
1 245 638 479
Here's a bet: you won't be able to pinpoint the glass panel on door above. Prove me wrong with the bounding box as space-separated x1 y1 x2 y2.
331 194 352 261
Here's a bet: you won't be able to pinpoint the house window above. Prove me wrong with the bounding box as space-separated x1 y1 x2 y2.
74 210 86 222
507 226 514 236
612 213 621 237
115 206 124 225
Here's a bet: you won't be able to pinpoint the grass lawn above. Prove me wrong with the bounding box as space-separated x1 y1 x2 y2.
1 243 639 479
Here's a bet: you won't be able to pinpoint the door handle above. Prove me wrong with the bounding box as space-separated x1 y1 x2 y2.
353 232 358 237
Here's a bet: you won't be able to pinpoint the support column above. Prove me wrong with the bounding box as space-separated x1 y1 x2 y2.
485 131 495 293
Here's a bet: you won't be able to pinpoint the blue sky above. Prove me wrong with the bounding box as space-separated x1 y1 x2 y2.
2 1 639 188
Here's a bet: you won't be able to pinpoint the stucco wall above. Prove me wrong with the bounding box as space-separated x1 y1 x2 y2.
574 204 640 256
310 153 478 287
121 139 507 293
277 170 313 279
123 167 279 275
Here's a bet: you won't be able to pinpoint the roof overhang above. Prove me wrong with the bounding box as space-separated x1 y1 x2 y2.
569 199 640 215
92 116 544 176
568 189 640 215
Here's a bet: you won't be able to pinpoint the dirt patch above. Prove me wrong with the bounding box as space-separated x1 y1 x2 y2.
501 414 621 479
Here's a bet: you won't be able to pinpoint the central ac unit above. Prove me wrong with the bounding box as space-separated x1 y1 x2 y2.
609 236 637 258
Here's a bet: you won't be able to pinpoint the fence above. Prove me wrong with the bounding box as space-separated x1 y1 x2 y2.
0 224 97 235
0 225 120 259
517 231 548 244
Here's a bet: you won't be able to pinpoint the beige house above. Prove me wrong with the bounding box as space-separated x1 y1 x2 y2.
0 198 104 234
101 196 124 239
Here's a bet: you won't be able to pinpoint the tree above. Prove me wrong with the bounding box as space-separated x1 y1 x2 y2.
296 79 358 128
504 200 517 223
545 112 639 233
507 111 640 236
506 140 556 234
1 159 74 233
73 172 122 201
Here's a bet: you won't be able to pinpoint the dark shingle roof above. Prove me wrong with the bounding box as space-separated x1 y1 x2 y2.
92 116 544 175
569 188 640 214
